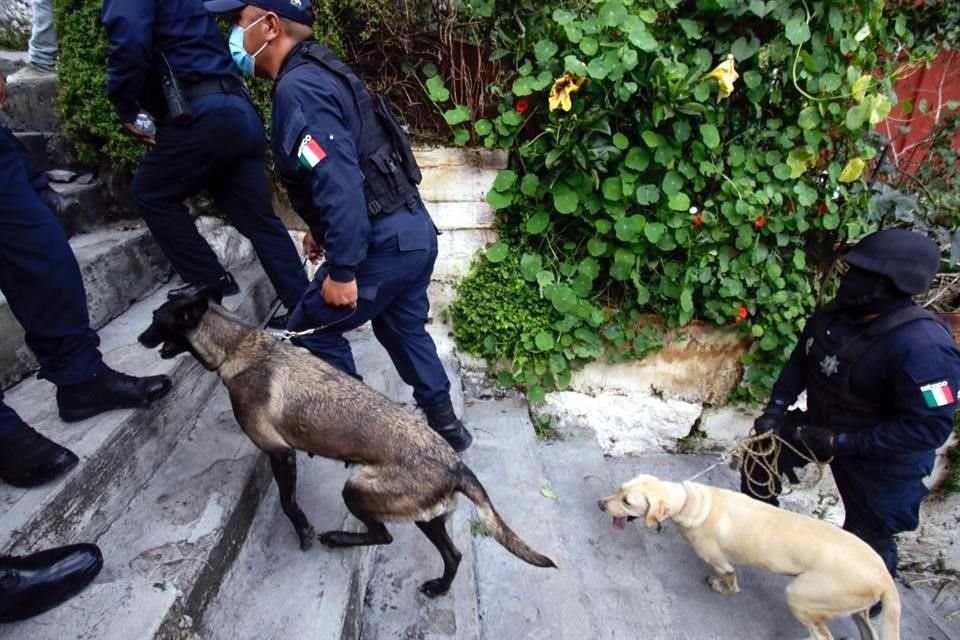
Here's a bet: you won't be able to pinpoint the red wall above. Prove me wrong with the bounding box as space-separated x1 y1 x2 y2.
878 49 960 172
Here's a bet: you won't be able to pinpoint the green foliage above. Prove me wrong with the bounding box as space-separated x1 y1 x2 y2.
451 0 926 403
0 24 28 51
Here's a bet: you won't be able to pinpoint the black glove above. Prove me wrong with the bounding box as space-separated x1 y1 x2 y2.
786 425 836 461
753 412 783 435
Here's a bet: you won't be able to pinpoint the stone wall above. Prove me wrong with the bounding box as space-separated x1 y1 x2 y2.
0 0 30 41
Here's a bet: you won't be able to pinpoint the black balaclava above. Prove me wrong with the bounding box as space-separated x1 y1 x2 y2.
835 265 905 315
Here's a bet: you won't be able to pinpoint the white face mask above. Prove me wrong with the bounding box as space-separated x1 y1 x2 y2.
228 15 268 77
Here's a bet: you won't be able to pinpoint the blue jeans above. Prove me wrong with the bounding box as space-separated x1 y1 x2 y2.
130 92 308 310
28 0 57 71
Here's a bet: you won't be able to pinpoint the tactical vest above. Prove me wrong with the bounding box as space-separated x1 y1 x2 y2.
804 304 944 433
284 42 423 217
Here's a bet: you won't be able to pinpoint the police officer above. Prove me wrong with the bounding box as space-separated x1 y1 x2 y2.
0 72 164 622
742 229 960 589
203 0 473 451
101 0 308 317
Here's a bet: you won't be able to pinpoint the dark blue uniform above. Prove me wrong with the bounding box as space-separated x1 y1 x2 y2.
0 123 104 435
757 299 960 573
102 0 307 310
270 41 451 409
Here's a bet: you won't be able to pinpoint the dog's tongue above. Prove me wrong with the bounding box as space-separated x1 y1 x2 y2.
612 516 627 530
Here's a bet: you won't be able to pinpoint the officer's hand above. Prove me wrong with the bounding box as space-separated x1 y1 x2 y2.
303 231 325 264
321 276 357 309
122 122 156 146
786 425 835 462
753 412 783 435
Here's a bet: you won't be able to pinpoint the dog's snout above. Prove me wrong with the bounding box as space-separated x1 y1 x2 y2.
597 498 606 512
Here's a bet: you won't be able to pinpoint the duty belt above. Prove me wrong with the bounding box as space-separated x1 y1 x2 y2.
183 77 244 100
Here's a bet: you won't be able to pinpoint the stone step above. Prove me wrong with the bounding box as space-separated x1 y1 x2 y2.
0 50 28 77
0 387 270 640
535 422 960 639
2 65 58 131
463 397 593 640
0 265 275 560
196 455 376 640
49 178 112 237
14 130 76 173
0 222 170 389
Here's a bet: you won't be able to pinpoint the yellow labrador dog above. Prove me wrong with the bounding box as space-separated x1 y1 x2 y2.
599 474 900 640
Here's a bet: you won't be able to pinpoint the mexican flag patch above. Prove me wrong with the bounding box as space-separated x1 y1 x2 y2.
920 380 955 408
298 134 326 170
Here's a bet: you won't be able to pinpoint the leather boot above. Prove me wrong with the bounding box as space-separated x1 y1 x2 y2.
56 366 172 423
0 422 78 488
0 544 103 623
167 272 239 304
423 399 473 452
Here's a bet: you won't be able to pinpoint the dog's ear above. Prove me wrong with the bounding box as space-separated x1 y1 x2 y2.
644 496 671 529
177 296 209 327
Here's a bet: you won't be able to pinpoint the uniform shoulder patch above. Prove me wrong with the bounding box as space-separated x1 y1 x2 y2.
920 380 955 408
298 134 326 170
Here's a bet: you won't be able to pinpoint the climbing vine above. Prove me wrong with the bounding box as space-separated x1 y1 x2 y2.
450 0 945 402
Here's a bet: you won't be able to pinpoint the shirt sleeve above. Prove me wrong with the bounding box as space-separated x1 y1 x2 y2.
838 342 959 458
765 320 812 413
278 80 369 282
102 0 155 124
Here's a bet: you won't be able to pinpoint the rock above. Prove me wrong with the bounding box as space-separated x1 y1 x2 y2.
542 390 702 455
566 320 751 405
3 65 59 131
46 168 77 183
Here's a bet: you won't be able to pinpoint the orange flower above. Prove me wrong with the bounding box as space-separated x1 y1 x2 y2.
693 214 703 227
817 202 828 216
737 305 748 321
516 99 529 113
754 215 766 228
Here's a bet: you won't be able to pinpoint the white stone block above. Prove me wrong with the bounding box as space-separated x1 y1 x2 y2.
543 390 702 455
428 201 496 231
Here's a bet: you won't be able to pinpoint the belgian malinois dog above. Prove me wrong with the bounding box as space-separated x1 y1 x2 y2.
138 296 556 595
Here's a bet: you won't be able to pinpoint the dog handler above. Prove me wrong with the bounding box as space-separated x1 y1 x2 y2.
0 73 171 622
101 0 308 319
203 0 474 452
742 229 960 592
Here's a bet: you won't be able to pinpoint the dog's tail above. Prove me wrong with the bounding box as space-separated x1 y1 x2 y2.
455 463 556 569
878 575 901 640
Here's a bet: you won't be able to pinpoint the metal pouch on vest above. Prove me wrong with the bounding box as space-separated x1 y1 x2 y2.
160 52 193 124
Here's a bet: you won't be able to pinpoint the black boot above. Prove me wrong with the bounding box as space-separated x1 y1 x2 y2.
56 366 172 423
0 544 103 623
0 422 78 488
167 272 239 304
423 399 473 452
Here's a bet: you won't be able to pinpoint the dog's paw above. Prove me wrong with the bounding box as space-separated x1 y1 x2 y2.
299 528 316 551
707 575 739 594
419 578 451 598
319 530 354 548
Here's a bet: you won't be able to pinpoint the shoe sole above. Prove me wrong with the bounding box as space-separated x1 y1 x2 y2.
58 379 174 423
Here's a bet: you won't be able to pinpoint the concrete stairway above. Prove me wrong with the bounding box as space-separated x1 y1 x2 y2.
3 51 959 640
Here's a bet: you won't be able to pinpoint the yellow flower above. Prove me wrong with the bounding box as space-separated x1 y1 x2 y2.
705 53 739 100
548 73 587 112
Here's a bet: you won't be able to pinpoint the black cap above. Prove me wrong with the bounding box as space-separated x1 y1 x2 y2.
204 0 313 26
